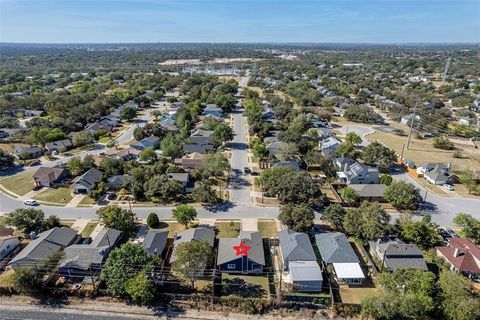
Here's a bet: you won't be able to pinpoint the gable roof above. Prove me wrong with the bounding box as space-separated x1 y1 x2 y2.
315 232 359 264
143 230 168 256
9 227 77 267
217 231 265 266
33 166 67 184
171 227 215 263
348 184 387 198
436 238 480 274
72 168 102 189
278 229 316 262
45 139 72 150
369 238 428 271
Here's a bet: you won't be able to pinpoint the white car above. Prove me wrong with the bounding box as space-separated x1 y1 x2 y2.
443 184 454 191
23 199 38 206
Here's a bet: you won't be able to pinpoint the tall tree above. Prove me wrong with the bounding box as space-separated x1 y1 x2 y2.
362 141 396 172
322 204 346 230
172 204 197 228
344 201 390 241
172 241 213 289
279 204 315 233
384 181 421 210
453 213 480 244
96 205 135 235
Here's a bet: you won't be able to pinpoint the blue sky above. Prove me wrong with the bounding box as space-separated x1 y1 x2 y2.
1 0 479 43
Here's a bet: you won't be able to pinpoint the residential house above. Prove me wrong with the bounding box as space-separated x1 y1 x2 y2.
217 231 265 274
0 236 20 261
320 136 341 157
58 228 121 279
170 227 215 265
368 238 428 272
8 227 78 270
143 230 168 257
106 147 141 161
315 233 365 285
99 115 120 127
44 139 72 153
266 141 288 158
262 108 278 123
436 238 480 277
348 184 387 202
334 157 356 171
33 166 68 187
131 136 160 150
173 153 206 170
168 173 195 193
71 168 102 194
336 161 380 184
202 104 223 118
84 122 112 134
278 229 322 292
183 143 215 154
190 129 214 145
13 146 43 159
106 174 129 190
420 162 452 185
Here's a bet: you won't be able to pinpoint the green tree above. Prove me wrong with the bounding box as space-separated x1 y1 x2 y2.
340 186 357 205
213 124 234 147
72 131 95 147
139 147 157 163
96 205 135 235
67 156 85 176
172 204 197 228
126 271 155 305
6 208 45 235
438 270 480 320
323 204 346 230
120 105 137 121
458 169 478 194
335 142 358 158
172 241 213 289
384 181 421 210
101 243 155 297
399 214 441 249
144 174 183 203
197 152 230 179
362 141 397 172
146 212 160 228
433 136 455 150
453 213 480 244
0 150 15 170
160 134 183 159
276 171 324 206
380 174 393 186
100 157 124 177
278 204 315 233
345 132 362 145
9 267 38 295
191 181 219 205
344 201 390 241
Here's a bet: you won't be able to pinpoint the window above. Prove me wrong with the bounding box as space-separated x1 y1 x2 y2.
227 264 236 269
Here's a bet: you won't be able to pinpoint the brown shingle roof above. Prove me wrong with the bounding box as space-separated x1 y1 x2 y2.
436 238 480 274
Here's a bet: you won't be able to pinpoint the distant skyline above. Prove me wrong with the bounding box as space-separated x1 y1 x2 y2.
1 0 479 44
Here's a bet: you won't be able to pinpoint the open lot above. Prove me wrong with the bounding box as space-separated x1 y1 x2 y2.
368 131 480 173
257 219 278 238
0 172 35 197
215 221 241 238
34 187 73 204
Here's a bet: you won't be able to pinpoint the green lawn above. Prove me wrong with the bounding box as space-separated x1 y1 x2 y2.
0 172 35 196
0 216 7 226
81 222 99 238
60 220 75 228
222 274 270 298
257 220 278 238
34 187 73 204
215 221 241 238
79 196 96 205
153 221 187 238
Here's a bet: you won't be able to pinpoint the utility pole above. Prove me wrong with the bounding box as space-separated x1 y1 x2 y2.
400 144 405 160
406 102 418 150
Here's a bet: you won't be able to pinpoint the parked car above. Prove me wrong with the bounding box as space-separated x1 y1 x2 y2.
443 184 454 191
23 199 38 206
244 167 251 174
28 160 41 166
32 185 43 191
107 192 117 200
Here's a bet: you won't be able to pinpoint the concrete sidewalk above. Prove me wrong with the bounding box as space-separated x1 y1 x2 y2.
241 218 258 231
90 223 105 240
70 219 90 234
65 194 87 208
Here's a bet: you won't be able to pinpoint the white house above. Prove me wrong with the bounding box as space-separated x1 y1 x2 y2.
0 236 20 260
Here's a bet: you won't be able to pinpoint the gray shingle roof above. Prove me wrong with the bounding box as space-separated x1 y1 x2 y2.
369 239 427 271
278 229 316 262
217 231 265 266
171 227 215 263
143 230 168 256
315 232 359 264
9 227 77 268
72 168 102 189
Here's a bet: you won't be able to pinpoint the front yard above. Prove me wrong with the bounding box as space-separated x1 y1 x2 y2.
154 221 187 238
257 220 278 238
214 221 241 238
0 172 35 196
82 221 99 237
34 187 73 204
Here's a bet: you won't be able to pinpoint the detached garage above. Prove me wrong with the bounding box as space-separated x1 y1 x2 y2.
287 260 323 292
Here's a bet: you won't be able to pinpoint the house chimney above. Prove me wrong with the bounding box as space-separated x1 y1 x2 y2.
454 248 460 257
173 232 179 240
29 231 37 240
446 162 451 171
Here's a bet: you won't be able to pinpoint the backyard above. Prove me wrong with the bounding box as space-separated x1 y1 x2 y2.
0 172 35 197
222 273 270 298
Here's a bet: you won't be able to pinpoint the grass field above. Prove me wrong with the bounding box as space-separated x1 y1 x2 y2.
214 221 241 238
82 222 99 237
257 220 278 238
154 221 187 238
222 273 270 298
34 187 73 204
0 172 35 196
368 131 480 173
79 196 96 205
60 220 75 228
339 285 378 304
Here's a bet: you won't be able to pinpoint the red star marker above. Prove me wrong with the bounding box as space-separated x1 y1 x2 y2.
233 242 251 256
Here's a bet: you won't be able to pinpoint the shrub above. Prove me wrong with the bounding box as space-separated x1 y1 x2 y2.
432 137 454 150
147 212 160 228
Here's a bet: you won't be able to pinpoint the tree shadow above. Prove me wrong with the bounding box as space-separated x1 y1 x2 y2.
222 277 266 298
204 201 235 213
